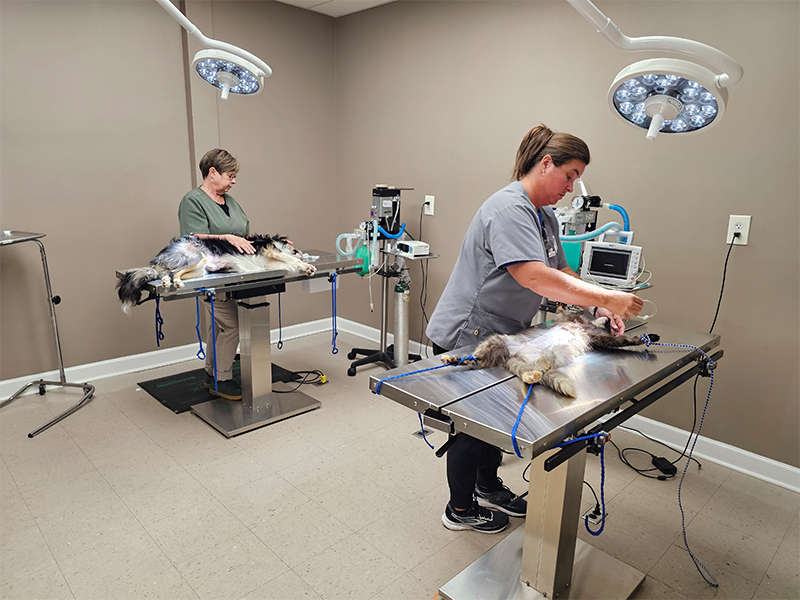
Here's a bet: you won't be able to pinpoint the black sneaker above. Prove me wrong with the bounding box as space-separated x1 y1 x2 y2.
209 379 242 401
203 372 214 389
442 502 509 534
475 478 527 517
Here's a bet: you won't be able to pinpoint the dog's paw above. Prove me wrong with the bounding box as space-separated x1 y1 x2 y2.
161 276 172 289
174 278 185 289
441 354 457 364
301 263 316 275
646 333 660 342
522 370 542 384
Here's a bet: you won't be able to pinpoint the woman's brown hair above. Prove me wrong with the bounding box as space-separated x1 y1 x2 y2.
199 148 240 179
513 125 590 181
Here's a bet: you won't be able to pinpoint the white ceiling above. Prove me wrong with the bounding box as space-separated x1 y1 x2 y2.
275 0 397 18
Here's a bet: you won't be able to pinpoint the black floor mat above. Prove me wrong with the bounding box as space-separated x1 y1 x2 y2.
138 362 299 414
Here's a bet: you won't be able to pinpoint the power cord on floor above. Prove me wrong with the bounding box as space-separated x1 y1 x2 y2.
272 369 326 393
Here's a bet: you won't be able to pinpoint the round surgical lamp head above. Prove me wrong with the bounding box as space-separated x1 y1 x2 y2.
192 49 264 100
608 58 727 141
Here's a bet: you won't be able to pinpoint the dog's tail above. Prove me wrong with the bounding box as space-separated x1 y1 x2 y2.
116 267 159 314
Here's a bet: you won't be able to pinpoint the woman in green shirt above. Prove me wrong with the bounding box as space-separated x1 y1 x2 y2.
178 148 252 400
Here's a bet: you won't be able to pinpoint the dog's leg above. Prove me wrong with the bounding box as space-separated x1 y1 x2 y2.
264 246 316 275
171 255 207 289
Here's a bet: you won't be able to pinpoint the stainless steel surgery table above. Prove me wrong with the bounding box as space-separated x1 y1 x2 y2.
371 322 722 600
117 250 360 437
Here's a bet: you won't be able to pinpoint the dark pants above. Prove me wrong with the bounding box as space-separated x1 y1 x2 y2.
433 342 502 509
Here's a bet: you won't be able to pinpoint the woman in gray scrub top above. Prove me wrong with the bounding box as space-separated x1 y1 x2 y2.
428 124 644 534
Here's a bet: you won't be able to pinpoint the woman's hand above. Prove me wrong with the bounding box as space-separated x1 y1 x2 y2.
224 234 255 254
595 307 626 336
604 292 643 322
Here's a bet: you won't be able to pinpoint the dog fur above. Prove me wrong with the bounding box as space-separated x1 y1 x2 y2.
116 234 316 314
442 308 659 397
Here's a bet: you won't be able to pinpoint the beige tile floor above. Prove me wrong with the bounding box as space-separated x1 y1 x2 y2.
1 331 798 600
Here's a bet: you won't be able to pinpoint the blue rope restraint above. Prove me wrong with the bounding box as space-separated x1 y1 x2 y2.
154 297 165 347
331 273 339 354
194 298 205 360
277 293 283 350
512 384 534 458
374 356 476 443
640 334 720 588
198 289 218 393
552 432 610 536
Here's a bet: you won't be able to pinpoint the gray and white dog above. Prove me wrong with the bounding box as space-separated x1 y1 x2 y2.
116 234 316 313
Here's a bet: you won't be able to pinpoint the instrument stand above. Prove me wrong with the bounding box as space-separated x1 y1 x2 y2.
0 231 95 438
346 240 423 376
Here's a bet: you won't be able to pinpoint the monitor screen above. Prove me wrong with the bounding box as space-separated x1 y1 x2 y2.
588 248 631 277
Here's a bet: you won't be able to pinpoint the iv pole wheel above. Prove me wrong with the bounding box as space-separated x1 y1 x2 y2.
347 367 357 377
38 384 46 395
347 350 357 360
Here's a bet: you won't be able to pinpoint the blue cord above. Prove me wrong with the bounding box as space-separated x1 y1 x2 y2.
194 297 205 359
373 355 475 395
552 432 609 535
154 297 165 347
584 444 606 536
418 413 434 449
512 384 533 458
277 293 283 350
331 273 339 354
640 334 720 588
198 289 218 393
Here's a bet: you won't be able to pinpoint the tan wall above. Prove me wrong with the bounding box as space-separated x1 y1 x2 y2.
334 0 800 467
0 1 336 377
1 1 797 468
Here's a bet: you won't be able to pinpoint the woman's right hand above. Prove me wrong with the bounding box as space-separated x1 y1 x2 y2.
224 234 255 254
605 291 644 320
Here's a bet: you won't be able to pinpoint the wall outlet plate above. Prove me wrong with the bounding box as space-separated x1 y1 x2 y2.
424 195 435 216
727 215 751 245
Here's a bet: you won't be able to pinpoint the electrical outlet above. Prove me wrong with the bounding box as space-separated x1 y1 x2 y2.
424 195 435 216
726 215 751 245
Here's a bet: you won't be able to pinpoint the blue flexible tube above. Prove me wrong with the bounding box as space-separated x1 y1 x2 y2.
607 204 630 231
560 221 623 243
377 223 406 239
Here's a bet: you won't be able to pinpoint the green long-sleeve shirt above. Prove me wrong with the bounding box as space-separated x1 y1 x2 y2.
178 187 250 237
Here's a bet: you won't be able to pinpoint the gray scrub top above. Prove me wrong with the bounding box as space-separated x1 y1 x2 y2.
426 181 567 350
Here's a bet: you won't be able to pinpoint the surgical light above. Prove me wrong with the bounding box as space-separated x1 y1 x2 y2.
156 0 272 99
567 0 743 141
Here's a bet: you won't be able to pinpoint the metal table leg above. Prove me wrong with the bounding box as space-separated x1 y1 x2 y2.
439 449 645 600
190 296 320 437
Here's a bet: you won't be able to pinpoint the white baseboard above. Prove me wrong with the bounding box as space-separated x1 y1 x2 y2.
3 318 796 493
607 414 800 494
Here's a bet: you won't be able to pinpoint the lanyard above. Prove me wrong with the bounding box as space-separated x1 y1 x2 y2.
537 209 557 259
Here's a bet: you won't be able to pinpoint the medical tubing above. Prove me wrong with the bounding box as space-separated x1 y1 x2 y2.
606 204 630 231
335 233 364 257
330 273 339 354
199 289 218 393
377 223 406 239
640 335 720 587
154 297 165 347
418 413 435 450
277 293 283 350
194 298 206 359
559 221 622 243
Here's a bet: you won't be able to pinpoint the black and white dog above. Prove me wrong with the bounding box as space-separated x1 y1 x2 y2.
116 234 316 313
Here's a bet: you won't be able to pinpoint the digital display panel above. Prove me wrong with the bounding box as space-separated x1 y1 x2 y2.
588 248 631 277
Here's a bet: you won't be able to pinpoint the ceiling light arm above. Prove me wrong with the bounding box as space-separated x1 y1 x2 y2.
155 0 272 78
567 0 742 88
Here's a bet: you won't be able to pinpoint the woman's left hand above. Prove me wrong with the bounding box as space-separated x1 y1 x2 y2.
225 234 255 254
596 307 625 335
